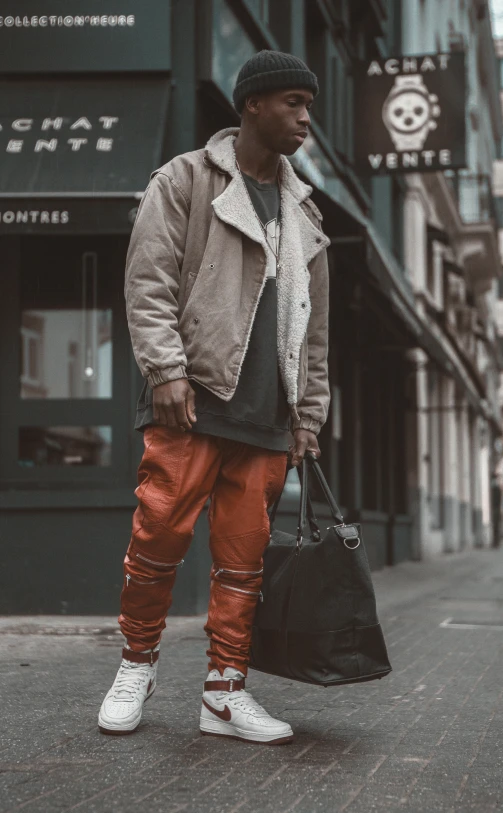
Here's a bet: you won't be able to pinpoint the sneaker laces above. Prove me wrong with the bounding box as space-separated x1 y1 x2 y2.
217 690 269 718
112 662 149 701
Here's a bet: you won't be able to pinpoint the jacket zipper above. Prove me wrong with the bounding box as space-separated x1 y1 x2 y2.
135 552 184 568
219 583 263 602
215 567 263 577
126 573 163 587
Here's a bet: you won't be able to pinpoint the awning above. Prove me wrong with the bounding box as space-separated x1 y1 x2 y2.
0 77 170 233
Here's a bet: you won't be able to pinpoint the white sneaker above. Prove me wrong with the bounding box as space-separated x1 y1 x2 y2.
98 653 158 735
200 668 293 745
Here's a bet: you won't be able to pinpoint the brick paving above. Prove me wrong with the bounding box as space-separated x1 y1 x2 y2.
1 548 503 813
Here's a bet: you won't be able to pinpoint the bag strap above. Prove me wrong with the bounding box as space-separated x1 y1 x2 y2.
305 452 345 524
269 465 321 541
296 454 345 543
296 462 321 542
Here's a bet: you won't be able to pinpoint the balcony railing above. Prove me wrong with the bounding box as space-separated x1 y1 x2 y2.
445 171 503 228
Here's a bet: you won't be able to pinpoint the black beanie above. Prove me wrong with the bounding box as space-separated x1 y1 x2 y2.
233 50 318 114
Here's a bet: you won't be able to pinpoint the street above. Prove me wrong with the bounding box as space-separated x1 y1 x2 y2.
1 547 503 813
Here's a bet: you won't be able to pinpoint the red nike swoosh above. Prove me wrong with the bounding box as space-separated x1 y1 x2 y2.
202 698 231 722
147 678 154 694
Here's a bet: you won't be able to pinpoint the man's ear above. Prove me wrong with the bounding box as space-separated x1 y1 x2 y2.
244 95 261 116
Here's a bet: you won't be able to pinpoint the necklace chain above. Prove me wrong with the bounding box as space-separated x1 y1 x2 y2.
235 159 281 264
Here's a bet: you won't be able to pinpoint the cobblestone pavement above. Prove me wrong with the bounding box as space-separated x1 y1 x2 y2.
1 548 503 813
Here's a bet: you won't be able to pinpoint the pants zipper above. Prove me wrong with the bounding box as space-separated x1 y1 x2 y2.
215 567 263 577
135 552 185 568
219 583 263 602
126 573 163 587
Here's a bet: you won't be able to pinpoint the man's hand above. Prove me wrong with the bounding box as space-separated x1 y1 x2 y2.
289 429 320 467
153 378 197 431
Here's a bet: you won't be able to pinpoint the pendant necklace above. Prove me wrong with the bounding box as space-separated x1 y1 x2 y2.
235 159 281 265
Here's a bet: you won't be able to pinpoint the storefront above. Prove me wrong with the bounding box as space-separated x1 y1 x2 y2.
0 0 412 612
3 0 477 614
0 2 218 616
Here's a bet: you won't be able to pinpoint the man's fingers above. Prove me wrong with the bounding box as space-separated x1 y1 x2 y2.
154 400 168 425
186 387 197 423
291 436 308 466
174 397 191 431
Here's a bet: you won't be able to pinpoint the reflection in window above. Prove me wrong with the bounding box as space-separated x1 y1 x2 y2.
212 0 255 102
20 309 112 399
19 426 112 467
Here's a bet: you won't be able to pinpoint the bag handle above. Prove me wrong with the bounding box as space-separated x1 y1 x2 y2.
306 452 345 524
296 453 345 544
269 465 321 541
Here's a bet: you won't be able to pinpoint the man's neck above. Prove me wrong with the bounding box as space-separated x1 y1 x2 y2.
234 129 281 185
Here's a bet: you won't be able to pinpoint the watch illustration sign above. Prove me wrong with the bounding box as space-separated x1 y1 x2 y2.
354 52 466 174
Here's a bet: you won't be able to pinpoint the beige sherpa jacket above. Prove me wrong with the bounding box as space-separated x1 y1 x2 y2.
125 127 331 435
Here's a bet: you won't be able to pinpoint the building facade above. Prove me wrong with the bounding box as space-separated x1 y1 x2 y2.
402 0 503 555
1 0 501 615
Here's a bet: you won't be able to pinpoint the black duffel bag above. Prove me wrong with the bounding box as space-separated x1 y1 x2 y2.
249 453 392 686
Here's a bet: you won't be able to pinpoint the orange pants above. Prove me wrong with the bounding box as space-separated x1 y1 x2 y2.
119 426 287 675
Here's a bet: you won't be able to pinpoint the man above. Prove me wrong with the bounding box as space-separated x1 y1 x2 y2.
98 50 330 744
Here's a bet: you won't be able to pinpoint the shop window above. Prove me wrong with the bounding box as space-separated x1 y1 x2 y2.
20 314 44 395
0 234 132 487
20 308 112 399
19 426 112 467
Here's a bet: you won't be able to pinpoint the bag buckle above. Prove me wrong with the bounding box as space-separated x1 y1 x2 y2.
331 523 361 550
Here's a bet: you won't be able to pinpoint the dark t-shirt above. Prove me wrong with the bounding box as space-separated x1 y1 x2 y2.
135 172 291 451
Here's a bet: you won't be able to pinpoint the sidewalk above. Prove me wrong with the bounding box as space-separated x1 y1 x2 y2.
1 547 503 813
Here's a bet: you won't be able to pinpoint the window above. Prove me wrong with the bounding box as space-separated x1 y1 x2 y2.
268 0 292 50
305 1 328 130
384 0 402 51
19 426 112 467
19 246 113 400
247 0 269 24
332 55 348 155
212 0 256 103
0 235 133 486
20 309 112 400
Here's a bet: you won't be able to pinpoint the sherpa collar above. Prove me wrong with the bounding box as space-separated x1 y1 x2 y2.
204 127 313 204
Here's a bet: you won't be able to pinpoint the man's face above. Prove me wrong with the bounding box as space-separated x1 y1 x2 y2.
245 88 313 155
